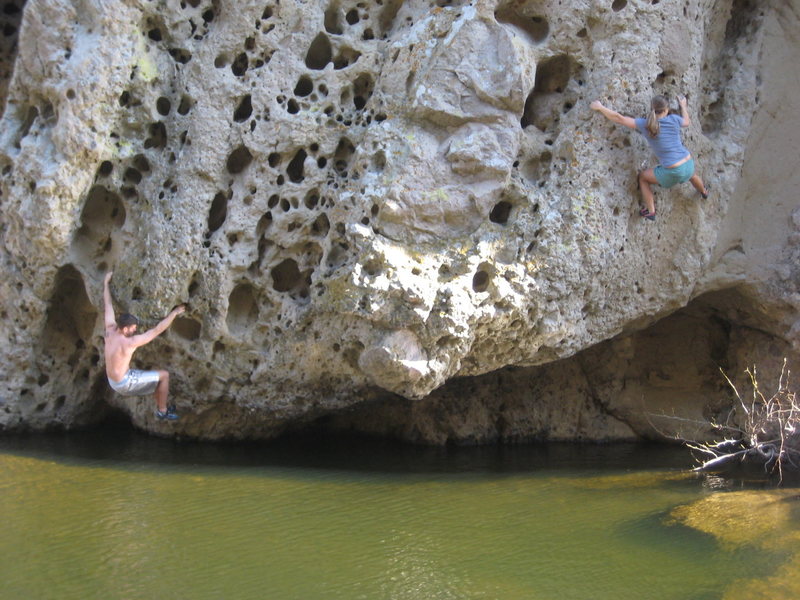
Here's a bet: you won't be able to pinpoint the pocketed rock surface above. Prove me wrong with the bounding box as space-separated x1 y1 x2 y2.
1 0 798 443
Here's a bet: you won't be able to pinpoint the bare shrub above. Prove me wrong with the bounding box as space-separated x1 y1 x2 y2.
688 360 799 483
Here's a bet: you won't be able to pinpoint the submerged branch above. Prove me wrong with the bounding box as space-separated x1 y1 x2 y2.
659 360 799 483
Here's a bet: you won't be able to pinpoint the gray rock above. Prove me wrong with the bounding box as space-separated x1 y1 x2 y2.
0 0 797 443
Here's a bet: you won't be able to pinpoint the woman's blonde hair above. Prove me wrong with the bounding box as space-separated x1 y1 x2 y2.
646 95 669 137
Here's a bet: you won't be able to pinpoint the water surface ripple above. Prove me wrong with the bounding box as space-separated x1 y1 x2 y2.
1 430 798 599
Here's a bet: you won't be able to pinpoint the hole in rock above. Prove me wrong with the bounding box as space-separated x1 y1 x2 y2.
294 75 313 97
231 53 248 76
169 48 192 63
334 138 355 174
188 272 201 297
287 149 307 183
14 106 38 148
352 73 374 110
702 97 724 136
124 168 142 185
304 190 320 209
324 5 343 34
494 8 549 43
133 154 151 173
226 145 253 174
74 186 126 261
305 33 332 70
723 0 761 49
520 54 574 130
256 212 272 237
233 94 253 122
173 316 201 340
489 201 512 224
271 258 301 292
268 152 281 168
311 213 330 236
207 192 228 232
378 0 403 36
41 265 97 369
333 46 361 70
227 283 259 334
472 265 492 293
346 9 359 25
144 122 168 149
611 0 627 11
370 151 386 172
97 161 113 177
177 96 193 115
121 186 138 199
156 97 172 115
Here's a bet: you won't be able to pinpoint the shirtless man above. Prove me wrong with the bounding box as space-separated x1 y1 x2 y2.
103 271 186 420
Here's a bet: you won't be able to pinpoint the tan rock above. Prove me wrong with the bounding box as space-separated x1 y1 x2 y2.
0 0 797 443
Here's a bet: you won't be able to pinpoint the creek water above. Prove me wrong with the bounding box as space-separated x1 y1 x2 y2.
1 429 799 600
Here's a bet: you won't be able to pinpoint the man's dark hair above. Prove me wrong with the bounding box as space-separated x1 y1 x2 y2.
117 313 140 328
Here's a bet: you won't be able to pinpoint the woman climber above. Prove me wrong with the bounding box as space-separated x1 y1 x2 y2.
590 95 709 221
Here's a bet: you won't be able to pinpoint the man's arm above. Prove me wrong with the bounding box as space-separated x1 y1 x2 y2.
678 95 690 127
103 272 116 329
590 100 637 129
128 305 186 349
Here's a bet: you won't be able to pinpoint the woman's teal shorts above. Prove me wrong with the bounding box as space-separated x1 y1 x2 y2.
654 159 695 188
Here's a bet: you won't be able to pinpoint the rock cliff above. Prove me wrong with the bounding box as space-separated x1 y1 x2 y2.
1 0 798 443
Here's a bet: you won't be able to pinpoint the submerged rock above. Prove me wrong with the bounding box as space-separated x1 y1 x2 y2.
670 489 800 599
0 0 798 441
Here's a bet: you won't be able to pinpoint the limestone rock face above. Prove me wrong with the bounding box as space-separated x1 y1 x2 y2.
0 0 798 442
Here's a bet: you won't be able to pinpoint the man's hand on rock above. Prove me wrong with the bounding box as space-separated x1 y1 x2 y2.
590 100 604 111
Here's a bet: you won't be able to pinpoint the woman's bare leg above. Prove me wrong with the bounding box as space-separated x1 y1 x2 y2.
638 168 659 214
689 173 708 197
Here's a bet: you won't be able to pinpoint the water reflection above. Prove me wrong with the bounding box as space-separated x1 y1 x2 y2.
0 426 691 475
2 430 799 600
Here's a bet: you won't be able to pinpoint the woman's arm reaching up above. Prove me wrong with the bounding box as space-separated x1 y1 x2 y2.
590 100 637 129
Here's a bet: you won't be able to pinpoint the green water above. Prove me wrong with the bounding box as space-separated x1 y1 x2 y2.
1 431 799 600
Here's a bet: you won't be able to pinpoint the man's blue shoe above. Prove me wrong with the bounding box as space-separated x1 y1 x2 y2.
155 408 179 421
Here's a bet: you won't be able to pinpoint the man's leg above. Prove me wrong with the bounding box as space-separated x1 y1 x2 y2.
638 168 659 215
689 173 708 197
154 370 170 413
